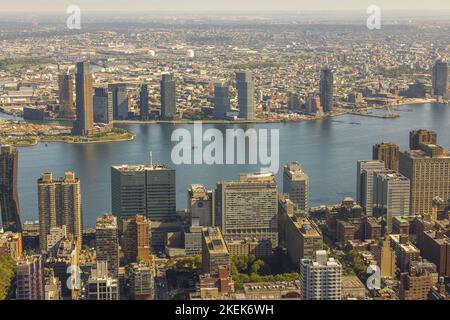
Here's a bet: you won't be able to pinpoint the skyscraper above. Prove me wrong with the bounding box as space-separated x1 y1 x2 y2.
300 250 342 300
0 145 21 232
213 82 231 119
95 214 119 278
409 129 437 150
73 61 94 136
110 84 129 120
356 160 385 215
236 71 255 119
139 83 149 120
320 68 334 113
111 163 176 221
432 59 449 97
216 172 278 253
93 87 113 124
122 214 151 264
58 73 75 118
37 172 82 252
373 170 411 232
399 133 450 215
283 162 309 212
160 73 176 120
373 142 399 172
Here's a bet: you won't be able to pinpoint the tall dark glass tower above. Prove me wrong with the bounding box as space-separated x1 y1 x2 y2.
432 59 449 97
236 71 255 119
160 74 176 120
213 82 230 119
139 83 149 120
320 68 334 113
0 145 21 232
73 61 94 136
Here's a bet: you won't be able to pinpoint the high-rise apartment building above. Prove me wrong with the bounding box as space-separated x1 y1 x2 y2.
16 255 44 300
373 170 411 233
236 71 255 119
111 163 176 220
216 172 278 252
201 227 230 276
432 59 449 97
399 260 438 300
320 68 334 113
37 171 82 252
93 87 113 124
409 129 437 150
95 214 119 278
73 61 94 136
213 82 231 119
373 142 399 172
58 73 75 118
283 162 309 212
122 214 151 264
0 145 21 232
110 84 129 120
356 160 385 215
300 250 342 300
160 73 176 120
399 134 450 215
139 83 149 120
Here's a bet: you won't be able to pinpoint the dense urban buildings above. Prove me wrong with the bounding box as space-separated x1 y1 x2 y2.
0 145 21 232
1 8 450 303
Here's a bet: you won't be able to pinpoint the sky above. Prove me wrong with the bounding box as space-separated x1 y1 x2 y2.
1 0 450 12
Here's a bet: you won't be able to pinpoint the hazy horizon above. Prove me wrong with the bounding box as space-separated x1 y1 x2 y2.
1 0 450 13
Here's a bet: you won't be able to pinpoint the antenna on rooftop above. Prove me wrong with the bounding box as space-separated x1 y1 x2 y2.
149 151 153 166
